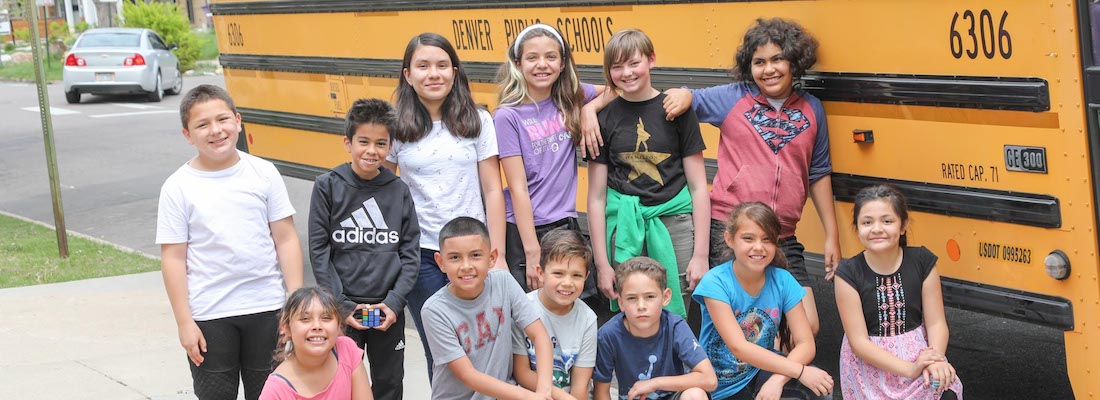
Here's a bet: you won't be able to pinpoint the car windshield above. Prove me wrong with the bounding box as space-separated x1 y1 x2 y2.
76 33 141 48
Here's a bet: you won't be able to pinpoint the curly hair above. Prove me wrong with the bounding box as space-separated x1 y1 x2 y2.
732 17 819 83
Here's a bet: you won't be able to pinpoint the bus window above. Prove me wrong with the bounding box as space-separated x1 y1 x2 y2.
1091 0 1100 65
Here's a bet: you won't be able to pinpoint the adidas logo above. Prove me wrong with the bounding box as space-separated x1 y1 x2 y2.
394 340 405 351
332 198 400 244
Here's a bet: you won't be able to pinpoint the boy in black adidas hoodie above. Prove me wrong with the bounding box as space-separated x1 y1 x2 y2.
309 98 420 400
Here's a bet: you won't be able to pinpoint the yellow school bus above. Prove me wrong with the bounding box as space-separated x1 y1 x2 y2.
210 0 1100 397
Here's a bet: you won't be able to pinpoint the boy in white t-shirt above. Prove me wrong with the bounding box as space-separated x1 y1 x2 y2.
156 84 303 400
512 228 598 400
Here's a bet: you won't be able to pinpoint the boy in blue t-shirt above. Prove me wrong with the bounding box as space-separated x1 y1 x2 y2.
594 257 716 400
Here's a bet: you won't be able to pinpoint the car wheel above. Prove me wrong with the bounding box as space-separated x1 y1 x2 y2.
147 73 163 103
165 67 183 96
65 90 80 104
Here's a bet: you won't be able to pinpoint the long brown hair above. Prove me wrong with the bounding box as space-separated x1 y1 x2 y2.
393 32 482 143
272 287 345 366
725 201 792 351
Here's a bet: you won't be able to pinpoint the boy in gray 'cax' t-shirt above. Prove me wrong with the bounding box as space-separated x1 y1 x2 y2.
421 217 555 400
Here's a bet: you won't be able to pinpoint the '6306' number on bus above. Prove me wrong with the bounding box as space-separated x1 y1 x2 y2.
227 23 245 47
950 10 1011 59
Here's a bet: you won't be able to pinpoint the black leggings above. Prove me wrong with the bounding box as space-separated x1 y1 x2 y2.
505 217 597 297
189 310 279 400
345 313 407 400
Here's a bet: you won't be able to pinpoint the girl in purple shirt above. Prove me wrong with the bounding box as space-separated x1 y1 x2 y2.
494 23 613 291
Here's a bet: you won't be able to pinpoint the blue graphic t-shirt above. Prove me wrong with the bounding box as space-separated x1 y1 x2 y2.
692 263 804 399
593 310 708 400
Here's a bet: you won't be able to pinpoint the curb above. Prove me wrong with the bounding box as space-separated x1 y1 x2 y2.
0 210 160 261
0 76 54 84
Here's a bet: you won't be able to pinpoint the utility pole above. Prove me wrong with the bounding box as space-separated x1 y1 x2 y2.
28 1 69 259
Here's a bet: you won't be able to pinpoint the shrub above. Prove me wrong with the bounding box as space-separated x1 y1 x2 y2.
122 1 199 71
14 28 30 43
75 21 90 34
3 43 14 53
196 30 219 60
47 21 76 52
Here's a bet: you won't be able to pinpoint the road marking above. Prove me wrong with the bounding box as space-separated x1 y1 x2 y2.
110 103 163 110
21 106 80 115
88 110 178 118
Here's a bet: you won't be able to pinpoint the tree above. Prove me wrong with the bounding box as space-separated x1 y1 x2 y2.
121 0 198 70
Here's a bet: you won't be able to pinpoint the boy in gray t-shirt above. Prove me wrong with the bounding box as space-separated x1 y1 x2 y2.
422 217 555 400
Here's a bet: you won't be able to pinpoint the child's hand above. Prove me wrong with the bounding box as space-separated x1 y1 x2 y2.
795 365 833 397
371 303 398 331
626 379 659 400
686 256 708 291
596 262 618 300
579 102 603 159
535 385 553 400
661 88 692 121
346 304 368 331
923 360 956 394
823 237 841 280
525 245 543 290
178 319 207 366
755 376 785 400
909 347 944 379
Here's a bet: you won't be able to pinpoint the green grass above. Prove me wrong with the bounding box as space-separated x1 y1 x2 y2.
0 57 63 82
196 30 219 61
0 214 160 288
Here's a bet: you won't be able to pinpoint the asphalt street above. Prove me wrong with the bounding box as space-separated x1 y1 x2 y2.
0 75 1076 399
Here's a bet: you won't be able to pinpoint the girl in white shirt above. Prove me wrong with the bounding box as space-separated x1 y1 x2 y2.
383 32 507 382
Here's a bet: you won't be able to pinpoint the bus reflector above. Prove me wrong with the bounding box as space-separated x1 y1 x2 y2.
947 239 961 262
853 129 874 143
1045 250 1070 280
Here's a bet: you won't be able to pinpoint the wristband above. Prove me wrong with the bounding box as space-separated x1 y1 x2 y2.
796 364 805 380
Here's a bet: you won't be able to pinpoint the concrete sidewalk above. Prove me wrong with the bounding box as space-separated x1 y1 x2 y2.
0 272 433 400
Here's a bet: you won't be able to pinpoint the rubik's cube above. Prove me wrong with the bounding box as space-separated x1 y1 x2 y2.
362 307 382 328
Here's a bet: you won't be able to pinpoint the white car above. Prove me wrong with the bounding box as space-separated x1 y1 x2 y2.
62 28 183 104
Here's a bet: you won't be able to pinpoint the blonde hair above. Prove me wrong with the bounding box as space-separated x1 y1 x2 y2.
602 29 656 91
496 25 587 144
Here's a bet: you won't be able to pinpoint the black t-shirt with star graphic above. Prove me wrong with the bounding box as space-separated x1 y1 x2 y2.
589 93 706 206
